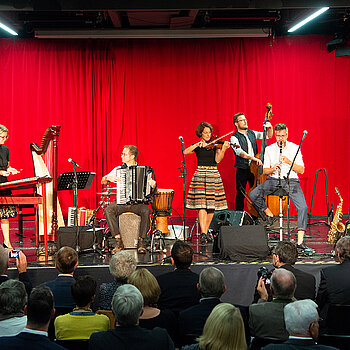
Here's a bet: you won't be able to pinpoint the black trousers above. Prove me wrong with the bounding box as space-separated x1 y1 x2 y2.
235 167 255 212
105 201 151 239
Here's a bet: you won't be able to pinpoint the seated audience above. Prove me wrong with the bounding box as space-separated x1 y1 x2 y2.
157 241 200 314
179 267 226 346
98 250 136 310
128 268 177 340
249 269 296 341
0 245 32 295
0 285 65 349
317 236 350 319
182 303 246 350
253 241 316 302
89 284 174 350
262 299 338 349
0 280 27 337
45 246 78 309
54 275 109 340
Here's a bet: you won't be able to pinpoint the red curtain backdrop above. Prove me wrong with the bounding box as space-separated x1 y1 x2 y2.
0 36 349 218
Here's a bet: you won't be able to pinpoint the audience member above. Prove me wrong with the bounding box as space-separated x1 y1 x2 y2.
128 268 177 340
0 285 65 349
98 250 136 310
179 267 226 346
0 280 27 337
89 284 174 350
262 299 338 349
182 303 247 350
254 242 315 303
45 246 78 309
317 236 350 319
157 241 200 314
54 275 109 340
249 269 296 341
0 245 32 295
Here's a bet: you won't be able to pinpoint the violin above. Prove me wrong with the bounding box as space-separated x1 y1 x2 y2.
204 130 239 149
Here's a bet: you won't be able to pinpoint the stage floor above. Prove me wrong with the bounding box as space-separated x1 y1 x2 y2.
5 215 344 268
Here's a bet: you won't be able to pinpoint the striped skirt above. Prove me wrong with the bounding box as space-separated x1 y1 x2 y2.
186 166 228 211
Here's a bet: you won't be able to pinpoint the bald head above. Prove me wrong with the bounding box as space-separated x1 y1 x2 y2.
271 269 296 299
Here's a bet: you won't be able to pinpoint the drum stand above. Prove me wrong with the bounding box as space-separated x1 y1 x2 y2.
150 212 168 253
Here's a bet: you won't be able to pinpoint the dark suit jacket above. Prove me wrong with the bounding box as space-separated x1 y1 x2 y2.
157 269 200 314
0 332 66 350
0 272 32 295
281 265 316 300
178 297 221 346
317 260 350 319
261 338 339 349
44 275 75 308
249 299 294 341
89 325 174 350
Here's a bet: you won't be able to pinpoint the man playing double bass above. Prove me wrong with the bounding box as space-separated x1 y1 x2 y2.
230 113 273 221
250 124 312 252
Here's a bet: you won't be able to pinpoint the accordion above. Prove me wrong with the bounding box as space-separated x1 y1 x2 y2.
117 166 154 205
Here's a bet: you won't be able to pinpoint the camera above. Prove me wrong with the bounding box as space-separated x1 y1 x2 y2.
9 250 20 259
257 266 272 285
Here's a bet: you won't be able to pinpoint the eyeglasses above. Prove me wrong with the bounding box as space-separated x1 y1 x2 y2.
276 134 287 138
0 135 8 140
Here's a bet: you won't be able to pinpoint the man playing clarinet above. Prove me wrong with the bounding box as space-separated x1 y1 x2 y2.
250 124 312 253
102 145 156 254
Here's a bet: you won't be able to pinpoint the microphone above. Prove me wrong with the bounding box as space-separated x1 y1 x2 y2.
68 158 81 169
301 130 308 142
179 136 184 144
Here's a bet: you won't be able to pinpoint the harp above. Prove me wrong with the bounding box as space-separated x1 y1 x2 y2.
31 125 64 241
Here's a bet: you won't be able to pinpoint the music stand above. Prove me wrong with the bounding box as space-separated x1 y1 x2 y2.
57 171 96 254
57 171 95 191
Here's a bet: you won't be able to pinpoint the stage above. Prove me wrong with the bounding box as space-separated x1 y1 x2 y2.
6 215 346 307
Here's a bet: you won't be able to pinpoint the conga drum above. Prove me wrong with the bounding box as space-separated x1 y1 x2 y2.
151 189 175 234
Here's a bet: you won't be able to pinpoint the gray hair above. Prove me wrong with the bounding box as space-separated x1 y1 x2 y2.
336 236 350 261
0 125 8 133
0 245 9 275
199 267 225 298
271 269 296 299
111 284 143 326
109 251 137 280
284 299 318 335
0 280 27 315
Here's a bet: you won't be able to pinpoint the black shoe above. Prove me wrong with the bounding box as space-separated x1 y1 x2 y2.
200 233 208 245
297 242 315 253
264 215 278 227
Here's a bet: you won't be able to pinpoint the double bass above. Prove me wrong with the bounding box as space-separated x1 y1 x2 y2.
247 104 288 217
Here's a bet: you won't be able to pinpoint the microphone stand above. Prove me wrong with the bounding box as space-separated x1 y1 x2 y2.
284 132 307 240
71 163 80 252
179 139 187 240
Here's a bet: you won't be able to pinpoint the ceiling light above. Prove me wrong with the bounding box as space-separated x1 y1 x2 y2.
288 7 329 33
0 22 18 36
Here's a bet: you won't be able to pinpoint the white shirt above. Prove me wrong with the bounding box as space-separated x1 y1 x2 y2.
264 141 304 180
230 130 263 164
0 316 27 337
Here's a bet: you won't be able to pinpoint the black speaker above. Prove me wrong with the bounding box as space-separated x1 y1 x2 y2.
209 210 254 233
219 225 268 262
57 226 103 251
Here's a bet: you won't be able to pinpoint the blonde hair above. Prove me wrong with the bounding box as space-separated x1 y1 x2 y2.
198 303 246 350
128 268 161 307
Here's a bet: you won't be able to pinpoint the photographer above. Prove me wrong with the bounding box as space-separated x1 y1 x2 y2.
253 242 316 303
0 245 32 295
249 269 296 341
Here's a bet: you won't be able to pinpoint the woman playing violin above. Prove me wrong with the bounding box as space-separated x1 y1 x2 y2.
184 122 230 244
